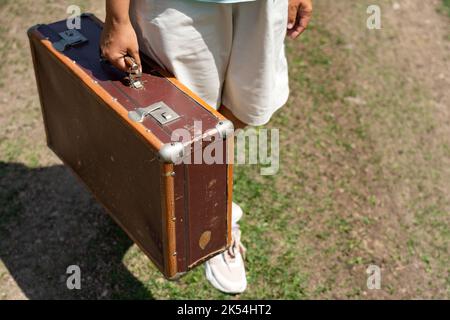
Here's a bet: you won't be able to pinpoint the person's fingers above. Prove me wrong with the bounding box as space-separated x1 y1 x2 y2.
298 5 313 34
288 28 302 40
111 55 128 73
287 2 299 30
288 3 313 39
290 20 306 39
287 15 303 39
128 48 142 73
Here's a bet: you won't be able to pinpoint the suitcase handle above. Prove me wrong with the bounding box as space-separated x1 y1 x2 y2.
124 56 140 74
124 56 144 90
99 55 143 89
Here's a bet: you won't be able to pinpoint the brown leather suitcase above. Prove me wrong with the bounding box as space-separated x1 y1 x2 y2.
28 14 234 279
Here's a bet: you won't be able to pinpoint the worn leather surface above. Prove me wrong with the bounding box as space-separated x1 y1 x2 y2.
32 38 165 269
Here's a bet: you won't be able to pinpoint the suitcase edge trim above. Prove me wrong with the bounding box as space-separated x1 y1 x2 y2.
226 139 234 248
161 163 178 278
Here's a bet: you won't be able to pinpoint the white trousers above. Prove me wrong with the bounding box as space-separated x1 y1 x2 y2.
130 0 290 126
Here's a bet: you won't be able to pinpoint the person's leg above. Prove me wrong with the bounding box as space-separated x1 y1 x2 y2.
207 0 290 294
222 0 290 127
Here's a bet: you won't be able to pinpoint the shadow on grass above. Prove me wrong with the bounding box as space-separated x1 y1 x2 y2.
0 162 153 299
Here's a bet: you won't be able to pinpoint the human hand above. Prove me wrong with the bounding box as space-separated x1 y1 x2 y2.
287 0 313 39
100 18 141 73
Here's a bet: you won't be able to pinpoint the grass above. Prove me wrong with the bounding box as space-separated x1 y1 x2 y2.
0 0 449 299
440 0 450 17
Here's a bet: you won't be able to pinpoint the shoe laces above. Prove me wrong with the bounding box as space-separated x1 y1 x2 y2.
227 224 247 260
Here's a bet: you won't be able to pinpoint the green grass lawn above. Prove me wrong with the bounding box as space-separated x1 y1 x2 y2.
0 0 449 299
441 0 450 16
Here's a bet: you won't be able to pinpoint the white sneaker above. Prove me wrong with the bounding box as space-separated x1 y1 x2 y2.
231 202 243 225
205 202 247 294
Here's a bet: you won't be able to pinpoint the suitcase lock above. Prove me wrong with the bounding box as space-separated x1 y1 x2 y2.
128 102 180 125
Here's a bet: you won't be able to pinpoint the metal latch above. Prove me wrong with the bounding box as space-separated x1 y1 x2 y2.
124 56 143 89
128 102 180 125
53 30 88 52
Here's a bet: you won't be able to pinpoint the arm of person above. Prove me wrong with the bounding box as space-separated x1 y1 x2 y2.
100 0 141 72
287 0 313 39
